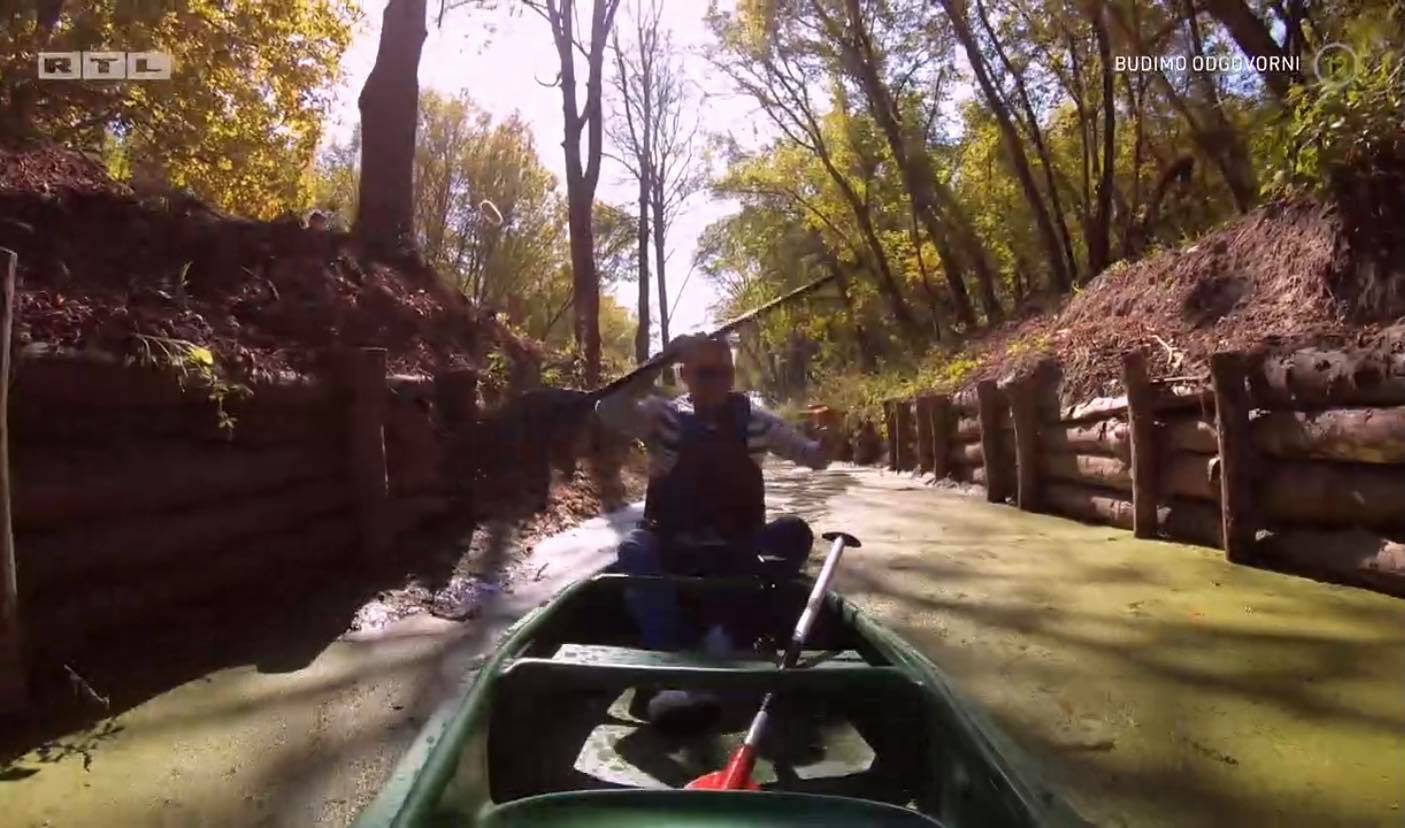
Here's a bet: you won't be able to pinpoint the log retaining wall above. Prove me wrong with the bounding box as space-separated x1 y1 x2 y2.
870 339 1405 597
7 345 494 660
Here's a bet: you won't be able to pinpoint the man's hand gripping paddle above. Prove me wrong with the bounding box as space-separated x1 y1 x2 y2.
685 531 862 791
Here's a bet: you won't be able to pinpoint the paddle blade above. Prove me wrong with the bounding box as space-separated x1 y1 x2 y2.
686 744 761 791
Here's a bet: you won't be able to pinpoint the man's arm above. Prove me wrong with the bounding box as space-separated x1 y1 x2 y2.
754 406 830 470
594 373 669 440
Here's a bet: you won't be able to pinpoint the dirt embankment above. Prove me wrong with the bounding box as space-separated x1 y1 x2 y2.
954 197 1405 402
0 147 539 381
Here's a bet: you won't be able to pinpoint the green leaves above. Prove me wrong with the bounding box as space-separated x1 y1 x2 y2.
1 1 359 218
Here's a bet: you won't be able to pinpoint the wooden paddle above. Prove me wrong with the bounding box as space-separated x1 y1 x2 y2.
685 530 862 791
583 272 838 405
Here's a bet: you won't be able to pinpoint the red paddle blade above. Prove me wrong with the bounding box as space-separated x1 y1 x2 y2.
685 745 761 791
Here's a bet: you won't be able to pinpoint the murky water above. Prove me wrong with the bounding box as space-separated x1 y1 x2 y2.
5 466 1401 827
769 464 1405 827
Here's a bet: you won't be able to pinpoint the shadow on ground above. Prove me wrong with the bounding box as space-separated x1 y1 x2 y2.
0 508 482 772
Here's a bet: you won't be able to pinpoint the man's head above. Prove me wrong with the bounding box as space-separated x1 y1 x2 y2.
678 336 735 409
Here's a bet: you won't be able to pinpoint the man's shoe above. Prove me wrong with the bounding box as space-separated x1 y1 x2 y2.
702 625 733 658
646 689 722 733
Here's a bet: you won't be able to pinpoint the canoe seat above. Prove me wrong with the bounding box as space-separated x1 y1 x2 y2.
547 644 870 671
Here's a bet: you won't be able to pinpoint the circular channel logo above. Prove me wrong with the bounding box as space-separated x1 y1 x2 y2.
1312 42 1360 87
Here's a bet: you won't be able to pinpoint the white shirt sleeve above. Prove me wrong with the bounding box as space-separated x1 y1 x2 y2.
751 404 830 470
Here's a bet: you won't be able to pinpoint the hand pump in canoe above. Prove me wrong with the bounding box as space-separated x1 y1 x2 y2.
687 530 863 791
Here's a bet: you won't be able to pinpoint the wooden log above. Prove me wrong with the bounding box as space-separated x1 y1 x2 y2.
951 441 984 466
17 479 351 591
955 416 982 442
1251 407 1405 464
14 345 334 408
12 442 339 530
1039 484 1223 547
1157 498 1224 548
388 373 435 399
1251 347 1405 408
1042 452 1133 491
894 400 917 472
1160 452 1220 501
1041 418 1130 458
1164 416 1219 454
1060 395 1129 424
976 381 1014 502
435 367 479 429
1256 529 1405 596
1211 353 1257 563
0 248 23 711
1124 353 1158 538
884 401 899 471
952 386 979 415
1004 376 1042 511
1261 460 1405 530
388 494 454 537
12 399 343 447
1053 386 1214 424
928 395 950 479
1043 482 1135 529
345 348 391 562
30 515 357 657
853 420 882 465
914 396 936 474
386 395 443 496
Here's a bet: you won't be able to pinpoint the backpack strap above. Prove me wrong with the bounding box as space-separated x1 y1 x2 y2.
727 393 752 444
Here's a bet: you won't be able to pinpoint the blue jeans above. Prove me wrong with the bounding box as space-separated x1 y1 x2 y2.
614 516 814 650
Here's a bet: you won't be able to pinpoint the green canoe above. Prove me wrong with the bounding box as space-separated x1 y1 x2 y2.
353 572 1085 827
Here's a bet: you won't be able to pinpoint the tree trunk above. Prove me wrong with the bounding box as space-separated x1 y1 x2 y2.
822 252 878 370
938 0 1072 292
545 0 620 386
354 0 428 248
1106 4 1257 212
1199 0 1299 99
1087 1 1116 277
973 0 1078 282
651 174 670 348
634 173 651 363
832 0 982 328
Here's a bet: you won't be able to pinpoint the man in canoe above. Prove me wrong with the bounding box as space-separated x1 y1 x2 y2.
595 333 832 660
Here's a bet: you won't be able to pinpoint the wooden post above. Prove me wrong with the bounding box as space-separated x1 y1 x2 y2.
1123 352 1158 538
1210 352 1256 563
434 367 478 428
975 380 1013 502
894 400 917 471
884 400 898 471
1004 377 1042 511
0 249 24 711
914 395 936 474
347 347 391 563
435 368 477 497
929 395 950 480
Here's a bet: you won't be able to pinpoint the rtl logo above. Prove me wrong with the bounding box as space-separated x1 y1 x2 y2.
38 52 173 81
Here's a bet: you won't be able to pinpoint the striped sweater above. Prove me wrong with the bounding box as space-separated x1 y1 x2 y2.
595 391 830 478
